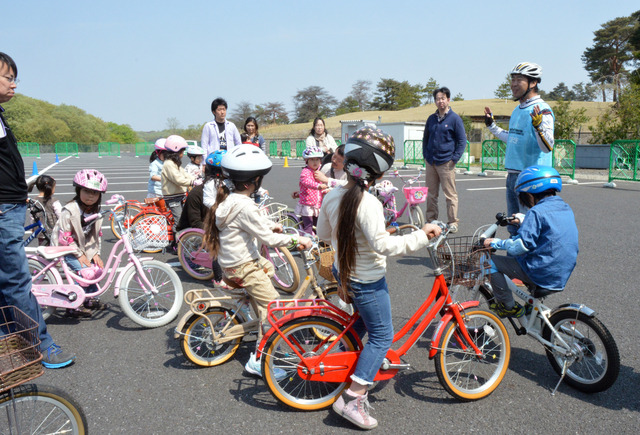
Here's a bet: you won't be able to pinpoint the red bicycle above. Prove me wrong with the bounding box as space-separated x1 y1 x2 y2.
256 224 511 410
109 197 174 253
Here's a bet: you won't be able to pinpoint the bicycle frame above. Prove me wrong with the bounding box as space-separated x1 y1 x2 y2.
23 220 46 246
375 170 427 226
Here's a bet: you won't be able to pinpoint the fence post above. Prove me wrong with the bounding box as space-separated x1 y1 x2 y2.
281 141 291 158
295 140 305 159
479 139 506 176
269 141 278 157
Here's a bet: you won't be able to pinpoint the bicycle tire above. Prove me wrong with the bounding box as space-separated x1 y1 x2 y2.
177 229 214 281
131 213 166 254
281 212 300 232
28 257 58 320
0 384 88 435
180 308 242 367
261 316 361 411
323 284 354 315
434 308 510 401
542 310 620 393
409 206 425 228
118 259 183 328
110 203 142 240
262 245 300 293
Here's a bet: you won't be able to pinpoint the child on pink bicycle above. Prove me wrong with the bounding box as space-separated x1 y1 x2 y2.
203 145 311 377
295 146 328 235
317 127 440 429
52 169 109 317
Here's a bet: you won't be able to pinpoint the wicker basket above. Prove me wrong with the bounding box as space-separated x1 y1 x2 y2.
436 236 491 287
131 214 170 251
0 306 44 393
316 244 337 282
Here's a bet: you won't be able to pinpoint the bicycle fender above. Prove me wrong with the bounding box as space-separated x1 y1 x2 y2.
551 303 596 318
428 301 480 359
175 227 204 241
173 302 237 338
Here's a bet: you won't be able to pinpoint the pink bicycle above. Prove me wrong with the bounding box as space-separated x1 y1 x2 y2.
26 194 184 328
374 169 428 228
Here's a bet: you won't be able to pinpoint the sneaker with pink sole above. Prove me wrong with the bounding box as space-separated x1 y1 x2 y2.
332 391 378 430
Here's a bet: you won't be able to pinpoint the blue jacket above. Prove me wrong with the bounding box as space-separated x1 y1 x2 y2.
421 109 467 165
516 196 579 291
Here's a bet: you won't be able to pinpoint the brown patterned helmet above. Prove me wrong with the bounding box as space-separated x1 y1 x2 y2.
344 126 395 181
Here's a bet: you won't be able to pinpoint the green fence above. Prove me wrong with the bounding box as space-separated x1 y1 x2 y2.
335 139 342 147
17 142 40 158
268 141 278 157
481 140 507 172
295 140 305 159
281 140 291 158
403 139 471 170
98 142 121 157
608 140 640 183
54 142 79 157
455 141 472 172
135 142 154 157
552 139 576 179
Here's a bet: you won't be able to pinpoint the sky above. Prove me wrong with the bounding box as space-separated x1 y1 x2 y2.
2 1 639 132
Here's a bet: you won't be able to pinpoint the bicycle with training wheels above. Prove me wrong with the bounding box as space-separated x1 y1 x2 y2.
0 305 88 434
23 199 51 247
174 236 348 367
448 213 620 394
256 223 511 410
374 169 428 228
26 194 184 328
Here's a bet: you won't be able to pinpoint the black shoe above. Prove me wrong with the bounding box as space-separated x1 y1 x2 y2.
65 307 92 318
84 298 109 310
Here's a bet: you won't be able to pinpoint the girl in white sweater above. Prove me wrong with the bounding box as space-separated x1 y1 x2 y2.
317 127 440 430
203 145 311 377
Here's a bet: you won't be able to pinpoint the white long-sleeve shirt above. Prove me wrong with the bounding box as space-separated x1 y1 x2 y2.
317 186 429 283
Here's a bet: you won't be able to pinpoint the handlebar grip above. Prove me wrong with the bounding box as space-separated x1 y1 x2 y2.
105 194 124 205
84 213 101 223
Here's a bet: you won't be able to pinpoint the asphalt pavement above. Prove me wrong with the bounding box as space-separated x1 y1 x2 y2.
18 152 640 434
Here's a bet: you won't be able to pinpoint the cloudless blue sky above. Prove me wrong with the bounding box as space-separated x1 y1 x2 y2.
3 0 639 131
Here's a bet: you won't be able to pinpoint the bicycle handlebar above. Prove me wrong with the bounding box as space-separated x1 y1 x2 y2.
478 212 518 244
105 194 125 206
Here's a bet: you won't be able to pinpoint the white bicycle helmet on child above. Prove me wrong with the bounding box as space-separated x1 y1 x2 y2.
164 135 188 153
154 138 167 151
186 145 206 157
221 144 272 182
73 169 108 192
302 146 323 159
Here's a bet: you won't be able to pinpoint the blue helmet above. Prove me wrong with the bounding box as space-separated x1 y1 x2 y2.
205 150 226 178
515 165 562 194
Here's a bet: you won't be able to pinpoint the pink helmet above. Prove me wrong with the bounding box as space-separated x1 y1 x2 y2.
154 138 167 151
73 169 108 192
164 135 188 153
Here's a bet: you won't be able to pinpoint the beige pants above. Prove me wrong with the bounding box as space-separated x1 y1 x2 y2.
425 160 459 224
223 257 277 340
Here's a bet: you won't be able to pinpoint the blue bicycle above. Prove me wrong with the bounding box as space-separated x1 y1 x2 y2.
23 199 51 246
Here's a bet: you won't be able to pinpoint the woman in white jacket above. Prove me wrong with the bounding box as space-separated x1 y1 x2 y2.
203 145 311 377
305 117 337 157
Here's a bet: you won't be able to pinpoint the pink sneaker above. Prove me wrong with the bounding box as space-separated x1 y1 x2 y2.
333 391 377 430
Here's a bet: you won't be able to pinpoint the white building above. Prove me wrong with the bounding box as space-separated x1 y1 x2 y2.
339 120 425 161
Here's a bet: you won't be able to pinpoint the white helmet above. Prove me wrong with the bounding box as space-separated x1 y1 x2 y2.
221 144 272 182
510 62 542 82
186 145 206 156
154 138 166 151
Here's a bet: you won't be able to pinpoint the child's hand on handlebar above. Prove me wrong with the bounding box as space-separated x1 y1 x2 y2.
422 223 442 239
272 224 283 233
297 236 312 250
483 238 496 248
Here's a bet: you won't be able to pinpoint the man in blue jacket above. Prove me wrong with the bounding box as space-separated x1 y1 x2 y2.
421 87 467 233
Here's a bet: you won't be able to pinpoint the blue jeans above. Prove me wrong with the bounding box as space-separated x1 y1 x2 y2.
64 255 99 294
505 172 526 236
0 203 54 351
333 267 393 385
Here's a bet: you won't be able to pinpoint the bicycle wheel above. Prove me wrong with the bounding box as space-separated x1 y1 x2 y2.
118 259 183 328
281 212 300 232
131 213 166 254
110 203 142 240
261 316 361 411
542 310 620 393
28 257 58 320
0 384 87 435
177 230 214 281
180 308 242 367
409 206 425 228
434 308 510 401
323 284 354 315
262 245 300 293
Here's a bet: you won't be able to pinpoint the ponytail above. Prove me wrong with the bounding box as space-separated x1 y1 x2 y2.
336 175 367 289
203 183 231 257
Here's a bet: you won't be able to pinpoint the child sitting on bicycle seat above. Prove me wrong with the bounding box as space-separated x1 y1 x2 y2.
162 135 200 234
52 170 109 317
203 144 312 377
28 174 61 245
317 127 441 430
483 165 579 318
295 145 328 235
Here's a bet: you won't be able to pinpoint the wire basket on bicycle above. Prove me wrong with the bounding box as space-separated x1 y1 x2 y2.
436 236 492 287
260 202 289 225
131 214 170 251
0 306 43 393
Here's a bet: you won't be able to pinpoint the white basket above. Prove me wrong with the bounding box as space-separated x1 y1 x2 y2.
260 202 288 225
131 214 170 250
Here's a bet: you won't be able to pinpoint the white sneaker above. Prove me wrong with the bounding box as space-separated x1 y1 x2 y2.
334 391 378 430
244 352 287 380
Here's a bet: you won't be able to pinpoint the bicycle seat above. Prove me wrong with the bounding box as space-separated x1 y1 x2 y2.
36 246 79 259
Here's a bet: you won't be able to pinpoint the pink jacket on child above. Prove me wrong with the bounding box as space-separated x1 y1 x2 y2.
298 166 324 208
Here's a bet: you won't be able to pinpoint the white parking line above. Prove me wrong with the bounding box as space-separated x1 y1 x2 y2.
467 187 506 191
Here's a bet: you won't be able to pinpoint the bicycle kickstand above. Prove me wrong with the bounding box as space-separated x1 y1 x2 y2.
550 359 569 396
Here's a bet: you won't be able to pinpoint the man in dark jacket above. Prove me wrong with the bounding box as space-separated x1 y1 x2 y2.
0 52 75 368
421 87 467 233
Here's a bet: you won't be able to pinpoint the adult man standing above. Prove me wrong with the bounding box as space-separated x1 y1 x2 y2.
484 62 554 235
0 52 75 368
200 97 241 155
422 87 467 233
